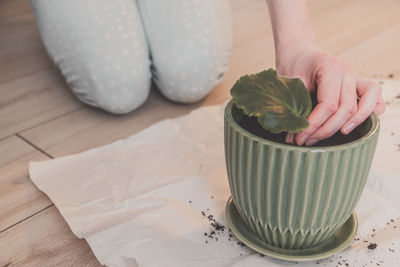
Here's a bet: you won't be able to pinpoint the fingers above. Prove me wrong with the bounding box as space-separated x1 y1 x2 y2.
341 78 383 134
294 70 342 146
374 94 386 115
304 74 357 146
285 133 295 144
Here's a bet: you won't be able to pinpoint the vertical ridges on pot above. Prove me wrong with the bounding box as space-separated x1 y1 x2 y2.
316 150 340 229
340 138 375 221
297 151 314 230
224 120 233 197
338 144 365 223
324 147 353 228
246 140 257 223
264 144 276 244
255 143 268 241
224 102 379 249
284 150 303 249
307 151 329 232
237 133 248 218
229 124 239 208
275 148 288 231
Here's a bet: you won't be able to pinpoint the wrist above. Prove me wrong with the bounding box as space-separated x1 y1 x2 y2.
275 38 317 72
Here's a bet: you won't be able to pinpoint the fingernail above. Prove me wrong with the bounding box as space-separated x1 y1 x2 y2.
342 122 355 134
297 135 309 146
306 139 319 146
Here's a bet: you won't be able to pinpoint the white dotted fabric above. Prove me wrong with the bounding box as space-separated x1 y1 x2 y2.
30 0 232 114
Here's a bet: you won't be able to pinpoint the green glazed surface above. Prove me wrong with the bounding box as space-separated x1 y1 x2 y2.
225 196 358 261
224 100 379 249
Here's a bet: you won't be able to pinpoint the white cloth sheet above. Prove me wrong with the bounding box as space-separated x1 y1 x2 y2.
29 80 400 267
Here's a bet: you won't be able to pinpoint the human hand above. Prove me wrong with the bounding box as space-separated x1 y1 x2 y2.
277 46 386 146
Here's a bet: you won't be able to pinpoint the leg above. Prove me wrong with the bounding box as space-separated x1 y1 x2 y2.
30 0 151 114
136 0 232 103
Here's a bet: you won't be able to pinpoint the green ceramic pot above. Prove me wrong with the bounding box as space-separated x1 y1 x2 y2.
224 100 379 249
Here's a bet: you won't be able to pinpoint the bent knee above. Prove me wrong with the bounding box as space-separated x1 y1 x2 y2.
70 66 152 115
154 60 228 104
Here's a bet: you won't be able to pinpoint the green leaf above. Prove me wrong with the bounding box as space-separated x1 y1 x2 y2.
230 69 312 134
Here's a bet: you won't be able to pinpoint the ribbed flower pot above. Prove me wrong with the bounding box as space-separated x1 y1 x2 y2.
224 100 379 249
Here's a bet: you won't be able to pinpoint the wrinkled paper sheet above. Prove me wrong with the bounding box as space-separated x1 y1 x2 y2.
30 80 400 267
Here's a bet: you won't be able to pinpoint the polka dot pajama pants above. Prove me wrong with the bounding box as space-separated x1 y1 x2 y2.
30 0 232 114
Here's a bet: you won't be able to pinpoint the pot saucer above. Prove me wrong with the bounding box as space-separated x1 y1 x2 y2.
225 196 357 262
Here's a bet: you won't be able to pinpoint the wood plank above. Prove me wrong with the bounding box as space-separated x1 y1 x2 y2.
310 0 400 54
0 0 85 139
0 136 52 232
230 0 400 59
340 23 400 78
0 0 54 84
0 0 83 139
19 88 204 157
0 68 83 140
0 0 33 20
0 206 102 266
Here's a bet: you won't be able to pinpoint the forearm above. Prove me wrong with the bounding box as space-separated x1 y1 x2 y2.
266 0 317 67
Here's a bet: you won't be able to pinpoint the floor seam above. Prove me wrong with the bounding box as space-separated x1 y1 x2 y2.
0 107 83 143
16 133 54 159
0 204 54 234
18 106 84 135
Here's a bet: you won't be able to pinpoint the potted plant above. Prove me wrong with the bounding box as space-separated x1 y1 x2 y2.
224 69 379 260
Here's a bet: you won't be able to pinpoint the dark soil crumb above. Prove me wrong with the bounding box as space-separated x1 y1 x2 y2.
368 243 378 250
388 73 394 78
189 200 192 203
201 209 249 252
237 241 245 247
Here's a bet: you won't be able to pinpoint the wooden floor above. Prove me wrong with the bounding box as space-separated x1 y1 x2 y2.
1 0 399 265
